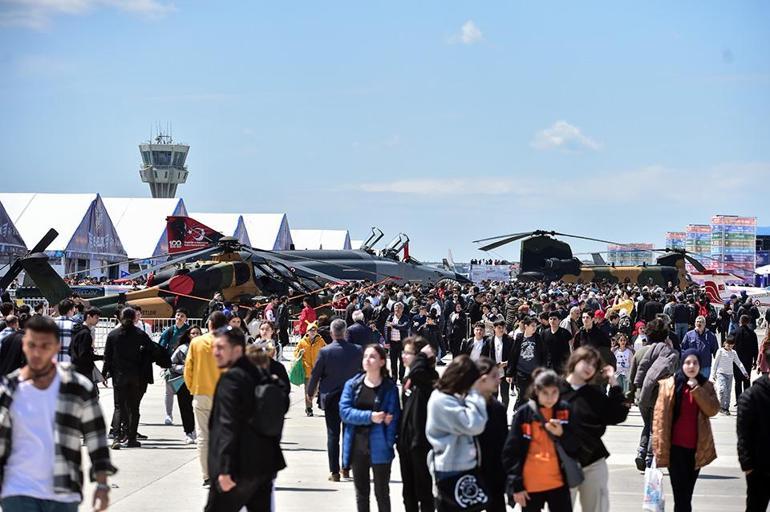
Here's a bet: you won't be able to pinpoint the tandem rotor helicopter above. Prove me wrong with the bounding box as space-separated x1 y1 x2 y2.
472 230 713 289
0 216 468 317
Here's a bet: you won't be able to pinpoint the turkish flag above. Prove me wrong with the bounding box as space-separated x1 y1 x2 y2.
166 216 224 253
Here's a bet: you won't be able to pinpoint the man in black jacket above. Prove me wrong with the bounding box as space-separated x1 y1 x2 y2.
398 338 438 512
69 307 103 382
276 296 290 356
102 307 153 448
487 320 514 410
734 314 758 399
542 312 572 373
574 310 615 368
737 347 770 512
506 317 546 410
206 326 286 512
416 312 442 364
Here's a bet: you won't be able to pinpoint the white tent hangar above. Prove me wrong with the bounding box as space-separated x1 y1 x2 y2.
240 214 293 250
0 200 26 264
290 229 352 250
104 197 188 263
190 213 249 245
0 193 126 278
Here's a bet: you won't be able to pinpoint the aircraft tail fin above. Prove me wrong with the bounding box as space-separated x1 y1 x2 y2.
591 253 607 265
166 216 224 254
20 253 73 306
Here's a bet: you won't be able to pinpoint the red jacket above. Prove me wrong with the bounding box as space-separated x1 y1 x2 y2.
298 306 317 335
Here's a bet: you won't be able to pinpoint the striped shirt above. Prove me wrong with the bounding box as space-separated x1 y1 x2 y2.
54 316 77 363
0 363 116 497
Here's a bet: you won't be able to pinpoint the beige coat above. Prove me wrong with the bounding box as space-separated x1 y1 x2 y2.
653 376 720 469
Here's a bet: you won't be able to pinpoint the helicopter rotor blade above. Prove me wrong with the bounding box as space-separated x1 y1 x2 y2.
240 246 347 285
121 246 221 281
477 233 535 252
0 229 59 292
472 232 534 244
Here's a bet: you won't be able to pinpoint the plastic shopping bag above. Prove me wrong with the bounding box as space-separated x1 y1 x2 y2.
289 350 306 386
642 457 665 511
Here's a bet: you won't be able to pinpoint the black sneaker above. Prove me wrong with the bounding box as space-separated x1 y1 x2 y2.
436 361 447 367
124 439 142 448
635 456 645 472
203 479 211 488
110 440 121 450
305 408 313 417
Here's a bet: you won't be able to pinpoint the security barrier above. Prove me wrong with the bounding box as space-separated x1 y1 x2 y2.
93 317 206 355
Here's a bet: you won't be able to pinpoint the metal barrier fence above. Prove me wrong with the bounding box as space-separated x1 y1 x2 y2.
93 318 206 355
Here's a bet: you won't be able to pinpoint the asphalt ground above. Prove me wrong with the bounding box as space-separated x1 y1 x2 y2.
76 349 749 512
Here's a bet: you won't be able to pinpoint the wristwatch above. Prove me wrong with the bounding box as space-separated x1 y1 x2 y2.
96 483 111 492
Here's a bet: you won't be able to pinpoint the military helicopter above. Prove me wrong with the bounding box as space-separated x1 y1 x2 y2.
472 230 710 289
1 217 467 318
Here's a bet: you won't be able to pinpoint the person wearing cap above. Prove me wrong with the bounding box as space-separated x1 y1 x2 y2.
653 348 719 512
294 322 326 416
416 311 442 361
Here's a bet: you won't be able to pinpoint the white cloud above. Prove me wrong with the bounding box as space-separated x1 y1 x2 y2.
448 20 482 45
531 120 601 152
358 178 525 196
460 20 482 44
354 163 770 205
0 0 174 29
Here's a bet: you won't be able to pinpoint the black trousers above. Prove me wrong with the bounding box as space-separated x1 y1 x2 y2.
513 375 532 411
114 376 147 441
746 470 770 512
278 328 289 349
735 359 752 399
110 385 125 436
389 342 405 382
522 485 572 512
669 445 700 512
496 379 510 410
399 445 433 512
352 449 391 512
324 392 343 474
485 493 507 512
176 382 195 435
638 406 654 464
204 474 273 512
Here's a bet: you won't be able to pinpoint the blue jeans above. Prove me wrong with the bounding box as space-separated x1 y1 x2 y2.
674 323 689 342
1 496 78 512
700 366 711 380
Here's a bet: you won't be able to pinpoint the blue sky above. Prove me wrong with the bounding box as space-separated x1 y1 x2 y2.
0 1 768 261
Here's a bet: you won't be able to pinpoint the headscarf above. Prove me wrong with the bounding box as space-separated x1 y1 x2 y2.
673 348 707 423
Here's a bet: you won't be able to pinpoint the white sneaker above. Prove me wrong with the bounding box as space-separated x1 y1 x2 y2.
185 434 196 445
164 416 173 426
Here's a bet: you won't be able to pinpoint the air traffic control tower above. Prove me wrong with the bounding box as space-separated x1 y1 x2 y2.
138 133 189 198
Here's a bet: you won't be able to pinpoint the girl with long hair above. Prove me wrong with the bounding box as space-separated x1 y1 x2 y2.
339 344 401 512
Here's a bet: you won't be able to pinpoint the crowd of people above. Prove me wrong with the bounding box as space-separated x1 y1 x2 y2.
0 276 768 511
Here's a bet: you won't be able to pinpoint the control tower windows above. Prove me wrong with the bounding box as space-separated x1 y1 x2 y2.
152 151 172 166
172 151 187 167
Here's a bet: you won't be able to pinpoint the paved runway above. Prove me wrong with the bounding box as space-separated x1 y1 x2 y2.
84 353 749 512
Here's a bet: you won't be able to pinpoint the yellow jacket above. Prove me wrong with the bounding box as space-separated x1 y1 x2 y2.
183 333 222 396
294 333 326 376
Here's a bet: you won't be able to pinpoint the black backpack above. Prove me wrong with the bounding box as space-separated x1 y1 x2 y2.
253 376 290 438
